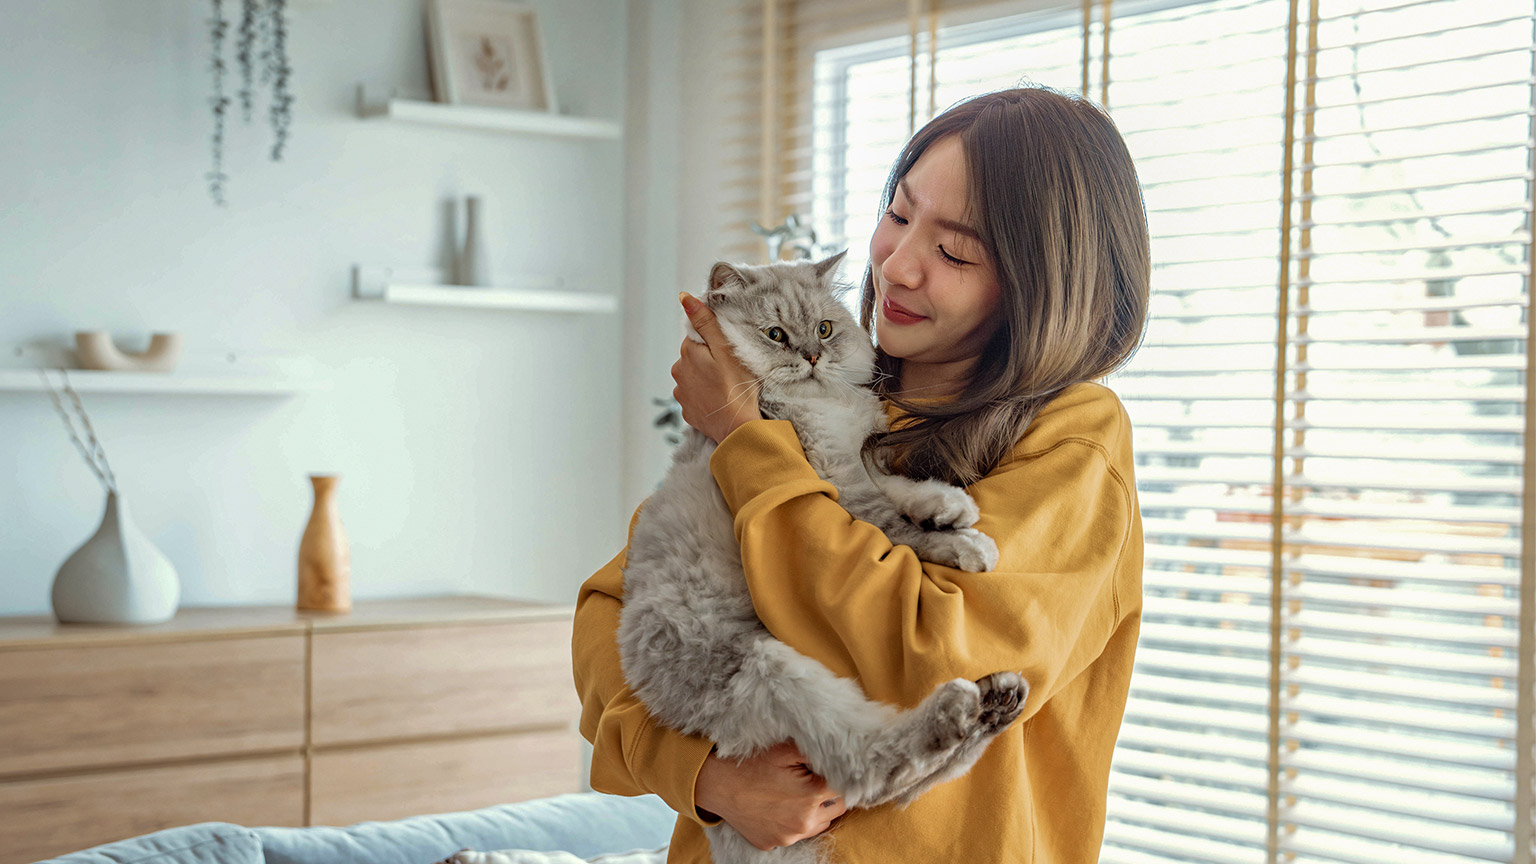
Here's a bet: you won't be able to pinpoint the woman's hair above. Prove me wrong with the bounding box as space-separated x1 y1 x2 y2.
859 86 1151 486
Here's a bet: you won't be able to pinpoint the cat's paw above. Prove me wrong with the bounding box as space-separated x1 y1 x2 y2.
975 671 1028 733
954 529 999 572
917 528 999 572
926 677 984 752
901 483 981 531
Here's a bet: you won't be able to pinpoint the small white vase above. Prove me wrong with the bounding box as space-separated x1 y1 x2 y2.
458 195 493 287
52 491 180 625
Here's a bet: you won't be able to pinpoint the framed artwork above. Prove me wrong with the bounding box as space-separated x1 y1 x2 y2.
426 0 558 112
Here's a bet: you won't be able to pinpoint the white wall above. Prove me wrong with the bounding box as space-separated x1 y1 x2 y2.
0 0 630 615
617 0 764 516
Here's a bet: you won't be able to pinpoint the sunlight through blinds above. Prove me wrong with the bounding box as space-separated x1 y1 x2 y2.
1272 0 1533 861
1102 1 1293 861
742 0 1536 859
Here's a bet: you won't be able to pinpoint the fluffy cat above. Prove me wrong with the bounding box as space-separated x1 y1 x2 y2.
615 253 1028 864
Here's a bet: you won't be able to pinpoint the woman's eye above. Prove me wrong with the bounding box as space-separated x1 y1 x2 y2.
939 245 975 267
764 326 788 344
818 320 833 339
884 208 908 226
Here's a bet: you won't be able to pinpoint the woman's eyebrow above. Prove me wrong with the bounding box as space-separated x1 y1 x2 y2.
898 177 980 240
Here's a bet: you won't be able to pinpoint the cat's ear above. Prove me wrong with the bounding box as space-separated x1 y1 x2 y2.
707 262 749 301
812 250 848 281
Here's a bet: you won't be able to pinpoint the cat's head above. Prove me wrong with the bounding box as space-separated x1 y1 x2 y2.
698 251 875 391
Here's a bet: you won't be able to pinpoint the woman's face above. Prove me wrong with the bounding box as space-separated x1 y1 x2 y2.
869 134 1004 378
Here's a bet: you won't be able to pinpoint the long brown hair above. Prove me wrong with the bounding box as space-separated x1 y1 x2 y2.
859 86 1151 486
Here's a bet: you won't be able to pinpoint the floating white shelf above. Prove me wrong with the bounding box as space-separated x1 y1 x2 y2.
360 283 618 314
355 85 622 140
0 368 321 396
0 348 320 396
352 265 617 314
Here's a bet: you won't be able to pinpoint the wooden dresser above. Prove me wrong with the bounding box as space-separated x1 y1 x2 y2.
0 596 582 864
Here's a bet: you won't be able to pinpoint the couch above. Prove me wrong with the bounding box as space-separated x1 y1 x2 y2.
35 793 676 864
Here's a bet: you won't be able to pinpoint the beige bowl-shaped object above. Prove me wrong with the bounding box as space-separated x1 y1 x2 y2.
75 331 183 372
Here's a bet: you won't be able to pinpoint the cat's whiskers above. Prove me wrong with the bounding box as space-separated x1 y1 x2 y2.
705 372 773 426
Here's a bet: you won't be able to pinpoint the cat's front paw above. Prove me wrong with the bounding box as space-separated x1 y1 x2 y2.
955 529 999 572
976 670 1028 733
917 528 999 572
899 482 981 531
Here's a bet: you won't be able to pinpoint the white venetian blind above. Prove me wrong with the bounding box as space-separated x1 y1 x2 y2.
1271 0 1532 861
1103 0 1292 861
725 0 1536 861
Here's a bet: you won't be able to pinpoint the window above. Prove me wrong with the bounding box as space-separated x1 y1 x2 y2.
775 0 1536 860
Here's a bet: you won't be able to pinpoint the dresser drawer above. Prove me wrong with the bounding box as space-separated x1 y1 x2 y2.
0 754 303 864
310 618 576 745
0 635 305 776
309 729 580 826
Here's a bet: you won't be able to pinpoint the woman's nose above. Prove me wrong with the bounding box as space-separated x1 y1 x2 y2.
879 233 922 289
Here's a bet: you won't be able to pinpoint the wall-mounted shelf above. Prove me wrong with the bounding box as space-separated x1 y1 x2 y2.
359 283 617 315
0 352 321 396
352 266 617 314
355 85 622 140
0 371 320 396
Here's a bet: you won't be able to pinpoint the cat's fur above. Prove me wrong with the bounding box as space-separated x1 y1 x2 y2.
616 253 1028 864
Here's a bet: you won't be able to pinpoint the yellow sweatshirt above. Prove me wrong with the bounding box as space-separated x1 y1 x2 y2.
573 381 1143 863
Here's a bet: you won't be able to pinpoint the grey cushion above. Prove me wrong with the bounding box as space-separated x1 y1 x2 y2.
254 793 675 864
33 822 261 864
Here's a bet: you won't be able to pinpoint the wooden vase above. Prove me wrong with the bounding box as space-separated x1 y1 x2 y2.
298 474 351 613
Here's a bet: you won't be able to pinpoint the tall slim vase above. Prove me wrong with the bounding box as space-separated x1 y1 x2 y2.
298 474 351 613
52 490 180 625
457 195 493 287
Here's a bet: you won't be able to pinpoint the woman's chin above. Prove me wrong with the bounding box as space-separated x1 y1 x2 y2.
874 324 914 359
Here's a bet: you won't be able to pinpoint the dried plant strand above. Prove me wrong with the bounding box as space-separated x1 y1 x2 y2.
236 0 259 123
208 0 231 206
266 0 292 161
63 378 118 493
38 370 117 494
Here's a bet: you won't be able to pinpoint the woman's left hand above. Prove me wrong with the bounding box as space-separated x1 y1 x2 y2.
673 291 764 444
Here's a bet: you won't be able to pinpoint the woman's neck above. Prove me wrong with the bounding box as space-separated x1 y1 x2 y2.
894 356 979 400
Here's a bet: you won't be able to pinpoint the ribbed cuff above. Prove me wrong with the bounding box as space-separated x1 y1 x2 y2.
634 720 721 827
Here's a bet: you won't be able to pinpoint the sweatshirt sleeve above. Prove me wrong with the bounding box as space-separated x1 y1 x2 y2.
707 414 1135 718
572 506 721 824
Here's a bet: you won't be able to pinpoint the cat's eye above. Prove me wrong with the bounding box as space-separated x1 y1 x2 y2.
763 326 788 344
817 321 834 339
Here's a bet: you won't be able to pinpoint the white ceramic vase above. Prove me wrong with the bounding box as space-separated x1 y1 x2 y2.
458 195 493 287
52 491 180 624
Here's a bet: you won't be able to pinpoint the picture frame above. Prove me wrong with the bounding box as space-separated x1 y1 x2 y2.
425 0 558 112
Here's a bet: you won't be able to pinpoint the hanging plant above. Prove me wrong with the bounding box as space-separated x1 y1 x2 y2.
207 0 293 205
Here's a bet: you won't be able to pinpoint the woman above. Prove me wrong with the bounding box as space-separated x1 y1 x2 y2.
574 86 1150 863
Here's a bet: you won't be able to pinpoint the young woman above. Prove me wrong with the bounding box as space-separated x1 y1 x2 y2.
574 86 1151 863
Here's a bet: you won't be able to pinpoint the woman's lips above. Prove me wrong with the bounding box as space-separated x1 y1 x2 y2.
882 296 927 325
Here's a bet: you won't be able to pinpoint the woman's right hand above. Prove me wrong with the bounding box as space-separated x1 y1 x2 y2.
694 741 848 850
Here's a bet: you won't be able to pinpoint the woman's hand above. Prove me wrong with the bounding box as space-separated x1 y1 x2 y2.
673 292 764 444
695 741 848 851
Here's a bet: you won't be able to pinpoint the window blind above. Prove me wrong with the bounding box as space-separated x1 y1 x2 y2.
1102 1 1292 861
1269 0 1532 861
723 0 1536 861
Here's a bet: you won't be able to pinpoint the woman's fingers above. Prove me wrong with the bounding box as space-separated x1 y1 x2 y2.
670 305 763 443
680 292 728 351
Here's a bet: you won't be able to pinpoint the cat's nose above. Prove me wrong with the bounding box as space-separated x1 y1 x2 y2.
806 354 820 366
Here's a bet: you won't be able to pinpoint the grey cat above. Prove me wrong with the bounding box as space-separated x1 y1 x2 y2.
617 253 1029 864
